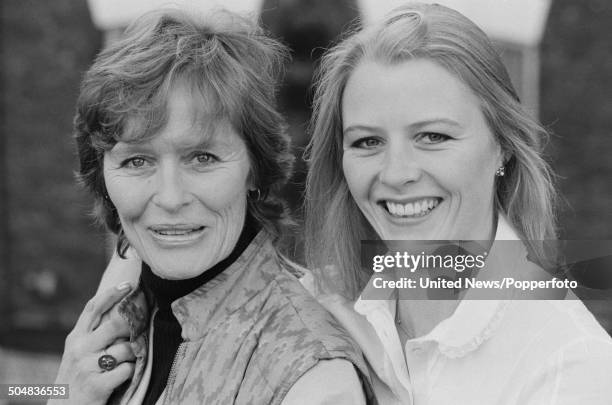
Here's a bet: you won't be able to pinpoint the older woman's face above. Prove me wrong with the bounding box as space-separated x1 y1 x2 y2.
103 86 251 280
341 59 503 241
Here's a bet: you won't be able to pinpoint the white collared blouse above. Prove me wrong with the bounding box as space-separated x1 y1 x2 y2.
313 216 612 405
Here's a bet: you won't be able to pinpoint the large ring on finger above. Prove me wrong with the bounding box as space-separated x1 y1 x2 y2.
98 353 118 371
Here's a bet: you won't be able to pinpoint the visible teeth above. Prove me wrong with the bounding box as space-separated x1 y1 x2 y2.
414 203 422 215
154 228 201 236
385 199 439 218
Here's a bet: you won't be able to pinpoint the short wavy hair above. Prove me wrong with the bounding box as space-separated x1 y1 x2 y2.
74 8 294 255
305 2 558 298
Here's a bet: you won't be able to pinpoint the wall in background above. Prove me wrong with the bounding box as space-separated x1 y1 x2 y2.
1 0 106 351
0 0 610 354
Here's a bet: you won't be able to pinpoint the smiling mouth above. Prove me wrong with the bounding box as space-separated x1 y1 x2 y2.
149 225 206 242
152 227 204 236
380 198 441 218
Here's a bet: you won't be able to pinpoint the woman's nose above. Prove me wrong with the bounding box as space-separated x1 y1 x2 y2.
378 143 422 188
152 166 192 212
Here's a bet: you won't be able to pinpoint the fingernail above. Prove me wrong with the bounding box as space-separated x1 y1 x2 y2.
116 281 132 291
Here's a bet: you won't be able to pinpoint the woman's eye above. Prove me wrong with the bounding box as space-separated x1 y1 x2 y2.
419 132 451 144
121 157 147 169
353 137 382 149
193 152 218 164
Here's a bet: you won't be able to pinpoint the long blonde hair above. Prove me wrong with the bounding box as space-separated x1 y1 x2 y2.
305 3 558 298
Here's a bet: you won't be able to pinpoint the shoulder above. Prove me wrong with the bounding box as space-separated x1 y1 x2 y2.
504 299 612 346
540 299 612 359
498 299 612 388
513 301 612 403
280 359 366 405
250 256 372 402
259 258 364 360
267 257 353 339
242 242 361 357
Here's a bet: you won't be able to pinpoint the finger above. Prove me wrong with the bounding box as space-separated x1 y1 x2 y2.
87 283 134 332
62 319 130 362
96 249 141 295
100 361 136 390
104 340 136 364
73 282 133 334
124 246 141 260
83 360 135 398
89 309 132 348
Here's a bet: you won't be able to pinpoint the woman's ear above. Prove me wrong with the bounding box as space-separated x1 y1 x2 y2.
496 143 510 168
501 151 512 167
246 168 256 192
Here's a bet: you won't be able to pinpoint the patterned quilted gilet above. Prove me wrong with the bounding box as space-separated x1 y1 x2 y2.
109 230 373 405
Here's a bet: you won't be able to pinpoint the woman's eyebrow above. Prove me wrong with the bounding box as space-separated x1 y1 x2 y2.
108 142 151 155
343 125 382 137
408 118 463 130
175 136 212 151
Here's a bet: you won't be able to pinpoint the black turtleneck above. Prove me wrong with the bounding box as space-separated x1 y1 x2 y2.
140 215 258 405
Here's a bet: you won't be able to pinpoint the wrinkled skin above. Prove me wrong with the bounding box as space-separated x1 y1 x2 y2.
50 283 136 405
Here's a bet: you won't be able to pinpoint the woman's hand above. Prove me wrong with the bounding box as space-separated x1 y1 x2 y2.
96 247 142 295
50 282 136 405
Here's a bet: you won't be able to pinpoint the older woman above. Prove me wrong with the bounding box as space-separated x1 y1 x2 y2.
52 9 371 405
305 3 612 404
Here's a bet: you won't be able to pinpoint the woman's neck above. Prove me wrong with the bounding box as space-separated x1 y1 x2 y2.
395 214 499 341
141 214 259 308
396 299 460 341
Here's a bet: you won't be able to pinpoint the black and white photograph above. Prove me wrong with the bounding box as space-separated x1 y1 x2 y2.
1 0 611 404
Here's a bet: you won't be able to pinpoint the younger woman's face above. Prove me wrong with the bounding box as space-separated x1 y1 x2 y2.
341 59 503 241
103 86 251 280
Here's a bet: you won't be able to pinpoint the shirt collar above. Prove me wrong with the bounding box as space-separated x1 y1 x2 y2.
355 214 525 358
415 215 521 356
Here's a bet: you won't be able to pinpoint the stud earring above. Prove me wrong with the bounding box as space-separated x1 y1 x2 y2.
495 166 505 177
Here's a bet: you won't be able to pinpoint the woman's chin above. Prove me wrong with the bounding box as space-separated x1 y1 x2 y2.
144 257 211 280
377 219 440 241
